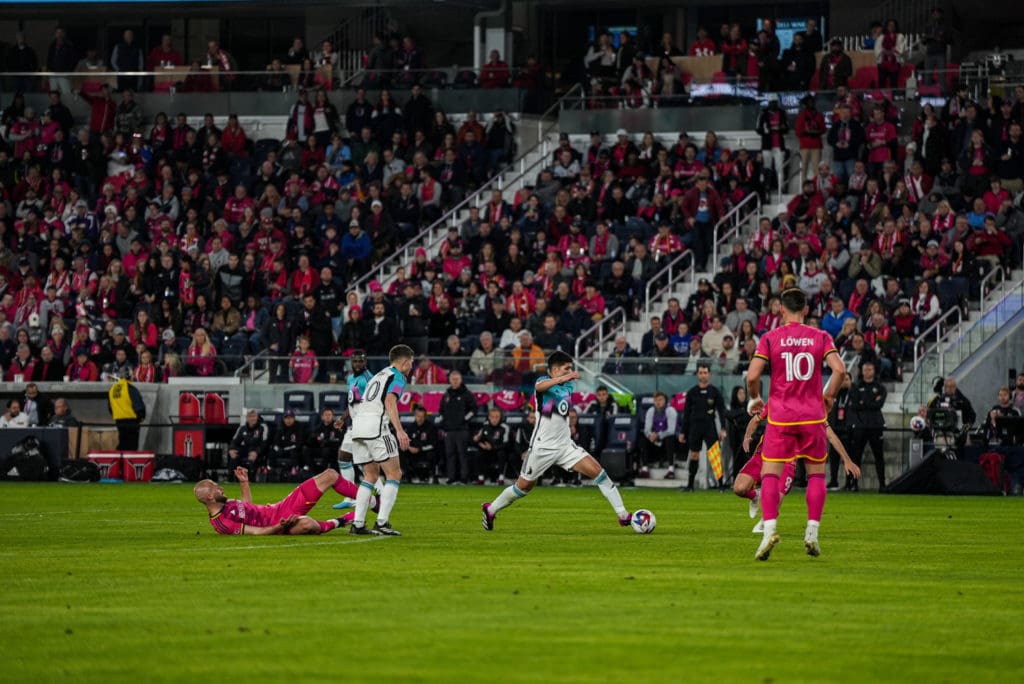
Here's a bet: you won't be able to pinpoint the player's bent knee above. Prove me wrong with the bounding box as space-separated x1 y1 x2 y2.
320 468 339 483
733 476 752 496
516 477 536 492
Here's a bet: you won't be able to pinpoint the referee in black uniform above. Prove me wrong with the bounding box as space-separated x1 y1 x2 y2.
679 362 729 490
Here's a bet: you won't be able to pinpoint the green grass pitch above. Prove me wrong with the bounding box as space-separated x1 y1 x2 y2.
1 483 1022 683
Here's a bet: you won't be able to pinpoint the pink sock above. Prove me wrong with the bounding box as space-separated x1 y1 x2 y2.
317 519 340 534
739 487 757 500
332 476 359 499
781 462 797 496
806 473 826 522
761 474 780 521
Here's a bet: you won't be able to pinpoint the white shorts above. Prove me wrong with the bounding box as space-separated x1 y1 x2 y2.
341 431 355 454
520 442 589 481
351 433 400 465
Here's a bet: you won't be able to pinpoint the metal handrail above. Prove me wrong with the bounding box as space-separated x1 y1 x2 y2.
575 307 626 359
979 265 1005 303
913 305 962 371
711 191 761 273
644 250 695 309
233 349 269 380
352 83 582 292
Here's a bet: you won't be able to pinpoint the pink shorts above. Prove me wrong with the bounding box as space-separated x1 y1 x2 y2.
739 448 796 495
271 478 323 522
762 422 828 464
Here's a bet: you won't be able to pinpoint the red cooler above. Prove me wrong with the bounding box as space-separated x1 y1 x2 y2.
122 452 156 482
87 452 122 480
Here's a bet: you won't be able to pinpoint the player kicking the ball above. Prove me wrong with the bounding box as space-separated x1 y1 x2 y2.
348 344 414 536
735 403 860 532
195 467 357 535
746 287 848 560
482 351 631 530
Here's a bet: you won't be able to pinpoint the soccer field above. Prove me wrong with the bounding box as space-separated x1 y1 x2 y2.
1 483 1022 683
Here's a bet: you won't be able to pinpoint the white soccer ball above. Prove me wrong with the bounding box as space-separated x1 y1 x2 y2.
630 509 656 534
910 415 926 432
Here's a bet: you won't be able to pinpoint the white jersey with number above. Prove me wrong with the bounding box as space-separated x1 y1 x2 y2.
350 366 407 440
529 375 574 451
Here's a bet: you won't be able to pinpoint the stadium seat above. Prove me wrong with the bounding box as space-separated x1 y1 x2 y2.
283 390 315 412
504 412 525 429
492 390 525 411
605 415 639 451
179 392 202 424
293 411 317 427
453 70 478 88
850 66 877 90
397 390 421 413
203 393 227 424
638 395 656 417
420 391 444 414
319 390 347 414
670 393 687 412
473 391 491 407
572 392 596 412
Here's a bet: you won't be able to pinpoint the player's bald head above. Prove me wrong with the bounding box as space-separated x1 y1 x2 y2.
194 480 219 503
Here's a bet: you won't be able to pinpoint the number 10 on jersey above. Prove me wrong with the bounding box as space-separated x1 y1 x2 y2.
781 351 814 382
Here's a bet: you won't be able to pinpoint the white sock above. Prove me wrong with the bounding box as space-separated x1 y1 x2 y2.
763 518 778 537
488 484 527 515
339 461 356 484
374 479 384 496
376 479 400 524
594 470 628 518
806 520 820 540
354 480 374 527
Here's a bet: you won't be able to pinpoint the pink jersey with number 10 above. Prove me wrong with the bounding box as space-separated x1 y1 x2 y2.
753 322 837 426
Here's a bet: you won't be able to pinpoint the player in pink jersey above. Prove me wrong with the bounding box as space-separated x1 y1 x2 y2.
735 402 860 532
195 466 360 535
746 287 847 560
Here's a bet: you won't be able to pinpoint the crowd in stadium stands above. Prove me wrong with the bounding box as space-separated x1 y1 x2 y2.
582 9 952 106
7 26 541 94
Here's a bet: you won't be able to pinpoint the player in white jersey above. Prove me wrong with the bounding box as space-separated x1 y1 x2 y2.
481 351 632 530
333 350 382 510
348 345 414 536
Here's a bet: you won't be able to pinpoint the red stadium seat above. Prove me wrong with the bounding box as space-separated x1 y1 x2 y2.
420 391 443 414
670 392 687 413
179 392 201 424
473 391 491 407
850 66 877 90
396 390 420 413
203 393 227 424
572 392 596 412
493 390 525 411
898 63 916 88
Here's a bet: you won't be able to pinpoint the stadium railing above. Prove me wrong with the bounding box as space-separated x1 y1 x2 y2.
575 307 626 360
911 305 963 372
644 251 695 311
710 191 762 277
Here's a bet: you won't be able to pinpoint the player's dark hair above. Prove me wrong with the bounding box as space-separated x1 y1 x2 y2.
780 287 808 313
389 344 415 363
654 391 667 400
547 350 574 369
351 349 367 360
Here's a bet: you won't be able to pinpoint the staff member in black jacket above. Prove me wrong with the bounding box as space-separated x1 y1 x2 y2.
849 360 887 491
228 410 270 480
270 410 306 473
473 407 511 485
307 408 344 470
679 363 728 490
440 370 476 484
827 374 853 491
402 406 439 482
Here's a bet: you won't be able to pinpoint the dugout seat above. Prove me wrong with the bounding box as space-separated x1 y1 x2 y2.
179 392 202 424
203 393 227 424
605 415 640 452
284 390 315 412
319 390 347 414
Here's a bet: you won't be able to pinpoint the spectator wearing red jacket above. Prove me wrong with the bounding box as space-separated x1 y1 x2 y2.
795 97 825 182
982 176 1011 216
479 50 510 89
221 115 247 156
967 215 1013 270
81 84 116 138
787 180 825 223
689 27 717 56
147 34 184 69
681 174 724 271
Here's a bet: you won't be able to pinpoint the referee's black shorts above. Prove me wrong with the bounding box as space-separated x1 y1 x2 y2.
685 423 718 451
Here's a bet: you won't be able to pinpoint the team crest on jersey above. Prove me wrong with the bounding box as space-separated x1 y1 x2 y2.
557 398 570 416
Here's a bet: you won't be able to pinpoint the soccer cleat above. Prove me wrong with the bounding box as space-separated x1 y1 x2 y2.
639 466 651 478
755 533 781 561
334 512 355 528
481 503 496 531
804 528 821 557
373 521 402 536
749 490 760 519
618 513 632 527
664 467 675 480
332 498 355 510
348 524 381 536
752 519 764 534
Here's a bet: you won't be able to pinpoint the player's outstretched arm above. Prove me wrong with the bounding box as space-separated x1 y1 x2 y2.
535 370 579 394
742 413 763 453
235 466 253 504
825 426 860 478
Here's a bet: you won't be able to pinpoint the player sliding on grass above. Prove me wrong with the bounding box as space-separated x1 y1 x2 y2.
195 466 357 535
735 403 860 532
482 351 631 530
747 287 848 560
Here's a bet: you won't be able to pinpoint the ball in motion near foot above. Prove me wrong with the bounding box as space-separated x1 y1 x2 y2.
630 509 656 534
